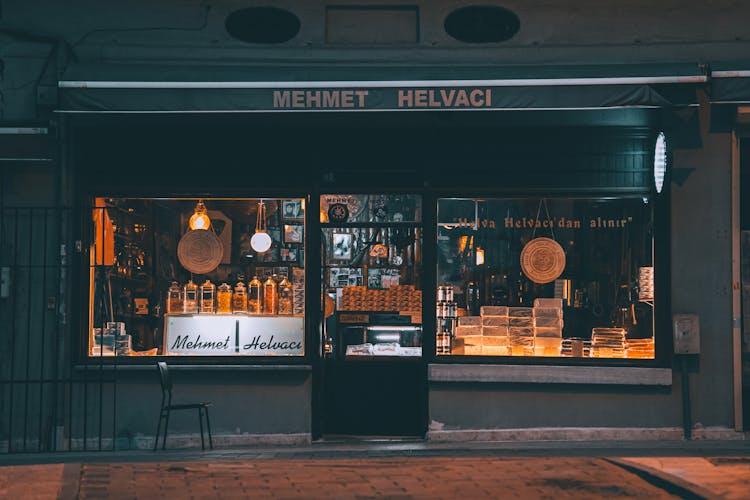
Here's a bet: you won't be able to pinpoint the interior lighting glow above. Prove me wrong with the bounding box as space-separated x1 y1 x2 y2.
188 200 211 230
654 132 667 193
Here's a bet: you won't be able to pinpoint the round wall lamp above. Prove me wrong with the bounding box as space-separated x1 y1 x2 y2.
654 132 667 194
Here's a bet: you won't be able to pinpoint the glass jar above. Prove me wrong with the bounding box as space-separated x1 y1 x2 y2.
278 276 293 315
200 279 215 313
167 281 182 314
263 275 278 315
248 275 262 314
183 280 198 313
233 282 248 313
217 282 232 313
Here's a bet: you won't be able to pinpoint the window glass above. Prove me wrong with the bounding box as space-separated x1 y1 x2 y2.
89 197 305 357
320 194 423 358
437 197 654 359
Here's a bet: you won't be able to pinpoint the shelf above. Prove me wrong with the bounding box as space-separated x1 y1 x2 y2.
321 222 422 228
108 274 151 285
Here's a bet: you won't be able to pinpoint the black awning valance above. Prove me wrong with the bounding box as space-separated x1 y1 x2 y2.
58 62 703 113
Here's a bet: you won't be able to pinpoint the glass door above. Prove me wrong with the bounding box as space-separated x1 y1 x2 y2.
319 193 425 436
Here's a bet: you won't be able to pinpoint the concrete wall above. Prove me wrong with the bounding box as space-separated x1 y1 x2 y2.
65 369 312 448
3 0 750 120
671 96 734 428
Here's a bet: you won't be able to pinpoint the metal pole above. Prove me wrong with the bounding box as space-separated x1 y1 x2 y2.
680 355 692 440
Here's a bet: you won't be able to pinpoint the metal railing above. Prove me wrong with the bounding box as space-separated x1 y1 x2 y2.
0 205 121 453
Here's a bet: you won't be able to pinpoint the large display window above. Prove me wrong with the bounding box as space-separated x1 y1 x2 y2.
88 197 306 358
436 197 655 359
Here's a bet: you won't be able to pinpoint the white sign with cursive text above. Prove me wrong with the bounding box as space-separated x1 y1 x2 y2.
164 315 304 356
238 316 304 355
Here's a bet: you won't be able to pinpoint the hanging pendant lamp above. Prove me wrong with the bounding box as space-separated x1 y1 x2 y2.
250 200 272 253
189 199 211 230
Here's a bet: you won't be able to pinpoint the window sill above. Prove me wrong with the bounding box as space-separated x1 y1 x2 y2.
75 364 312 372
428 364 672 386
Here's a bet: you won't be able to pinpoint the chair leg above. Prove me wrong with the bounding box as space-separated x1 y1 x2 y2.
162 409 170 450
153 411 163 452
204 407 213 450
198 407 205 451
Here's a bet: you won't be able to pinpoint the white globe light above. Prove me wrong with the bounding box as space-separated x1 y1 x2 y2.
654 132 667 194
250 231 272 253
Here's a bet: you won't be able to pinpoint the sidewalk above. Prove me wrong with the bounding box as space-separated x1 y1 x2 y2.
1 440 749 499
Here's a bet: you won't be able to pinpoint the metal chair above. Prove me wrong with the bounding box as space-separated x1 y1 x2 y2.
154 361 213 450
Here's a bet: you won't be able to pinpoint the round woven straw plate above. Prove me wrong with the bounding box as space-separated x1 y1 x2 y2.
520 237 566 284
177 229 224 275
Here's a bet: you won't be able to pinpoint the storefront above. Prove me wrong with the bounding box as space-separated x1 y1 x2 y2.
57 63 739 443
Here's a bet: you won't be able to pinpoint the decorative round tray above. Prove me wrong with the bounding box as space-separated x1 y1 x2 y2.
520 237 566 284
177 229 224 275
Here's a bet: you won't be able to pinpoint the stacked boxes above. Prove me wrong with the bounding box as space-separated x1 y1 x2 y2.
340 285 422 312
625 337 654 358
533 298 563 356
450 299 568 357
481 306 509 355
91 322 132 356
509 307 534 355
591 328 626 358
453 316 482 355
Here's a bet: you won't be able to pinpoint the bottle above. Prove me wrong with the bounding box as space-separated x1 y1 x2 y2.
167 281 182 314
514 271 526 306
437 329 451 355
217 282 232 313
183 280 198 313
248 275 262 314
278 276 293 315
233 281 248 314
466 281 480 316
199 279 215 313
263 275 278 314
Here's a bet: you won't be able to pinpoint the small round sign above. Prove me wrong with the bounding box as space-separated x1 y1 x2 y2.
520 237 566 284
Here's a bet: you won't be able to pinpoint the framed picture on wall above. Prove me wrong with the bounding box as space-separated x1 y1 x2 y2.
280 247 298 263
283 224 304 244
282 199 304 220
332 233 352 260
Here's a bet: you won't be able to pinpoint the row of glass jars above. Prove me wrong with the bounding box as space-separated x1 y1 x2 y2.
167 275 293 315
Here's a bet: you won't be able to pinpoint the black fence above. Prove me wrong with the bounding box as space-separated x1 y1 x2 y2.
0 205 124 453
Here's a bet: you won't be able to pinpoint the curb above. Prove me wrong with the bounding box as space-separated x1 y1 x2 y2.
606 458 720 500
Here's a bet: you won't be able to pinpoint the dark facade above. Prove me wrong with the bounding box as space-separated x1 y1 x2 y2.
1 1 749 452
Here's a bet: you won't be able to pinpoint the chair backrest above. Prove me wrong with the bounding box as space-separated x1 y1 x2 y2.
157 361 173 395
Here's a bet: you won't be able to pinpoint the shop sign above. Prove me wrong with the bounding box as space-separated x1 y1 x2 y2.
503 216 633 229
165 316 236 356
238 316 304 355
271 87 493 111
164 316 304 356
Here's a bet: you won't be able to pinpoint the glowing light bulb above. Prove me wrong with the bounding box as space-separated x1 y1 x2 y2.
189 200 211 230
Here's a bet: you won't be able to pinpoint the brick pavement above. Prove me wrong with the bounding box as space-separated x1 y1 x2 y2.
0 464 65 500
2 457 680 499
619 457 750 500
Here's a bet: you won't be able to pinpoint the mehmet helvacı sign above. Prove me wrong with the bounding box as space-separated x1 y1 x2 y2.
165 315 304 356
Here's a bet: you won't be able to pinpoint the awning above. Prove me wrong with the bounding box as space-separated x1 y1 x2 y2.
705 62 750 132
710 63 750 104
57 62 704 113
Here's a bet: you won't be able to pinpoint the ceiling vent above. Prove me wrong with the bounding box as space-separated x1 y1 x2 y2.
444 5 520 43
225 7 300 43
